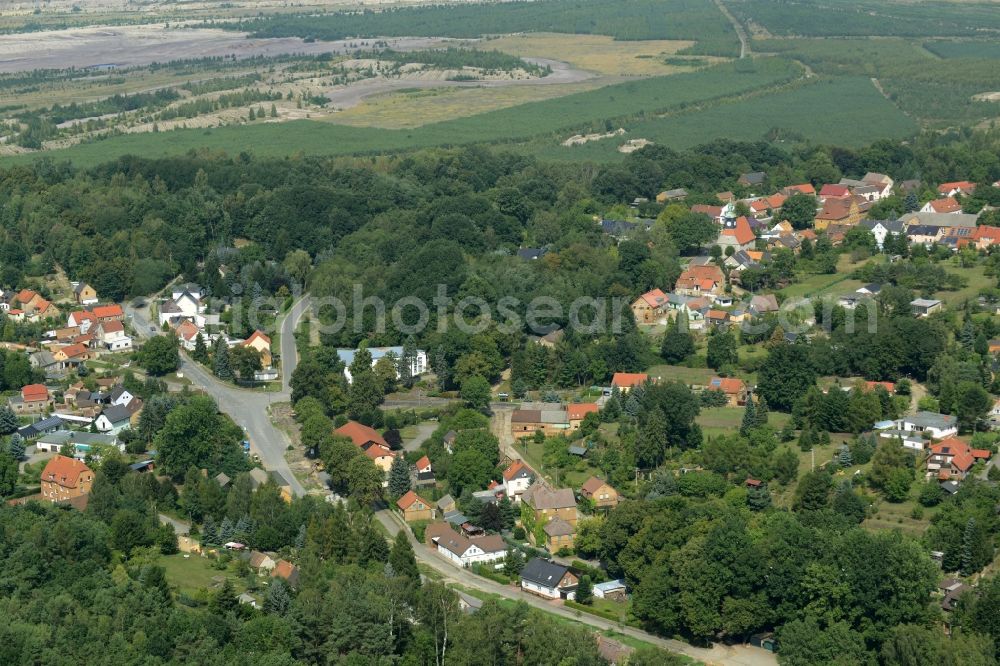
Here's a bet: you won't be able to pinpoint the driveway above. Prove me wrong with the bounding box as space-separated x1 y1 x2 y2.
402 422 436 453
374 510 777 666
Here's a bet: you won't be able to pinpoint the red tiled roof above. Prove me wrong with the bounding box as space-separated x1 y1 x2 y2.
930 438 992 473
567 403 599 421
364 444 395 461
60 343 88 358
396 489 431 511
70 311 97 324
784 183 816 196
92 304 124 318
15 289 37 304
334 420 388 448
938 180 975 195
41 455 92 489
706 309 728 321
636 288 668 308
21 384 48 401
972 225 1000 243
612 372 648 388
691 204 723 218
819 184 850 198
416 455 431 469
928 197 961 214
244 330 271 347
708 376 745 394
675 264 724 291
721 215 755 246
503 459 533 481
864 381 895 393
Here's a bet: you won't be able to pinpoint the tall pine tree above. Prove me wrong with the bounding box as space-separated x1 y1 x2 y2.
388 454 411 499
213 338 232 380
740 395 757 436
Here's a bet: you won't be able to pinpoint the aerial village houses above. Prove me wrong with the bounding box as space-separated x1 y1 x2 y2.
522 482 578 552
334 420 396 474
425 522 508 567
336 346 428 383
675 264 725 298
500 460 535 500
716 215 757 253
579 476 619 510
9 383 53 414
396 490 435 523
926 438 991 482
520 558 579 600
243 330 273 367
631 288 669 324
40 455 94 503
706 376 748 407
73 282 98 306
611 372 648 393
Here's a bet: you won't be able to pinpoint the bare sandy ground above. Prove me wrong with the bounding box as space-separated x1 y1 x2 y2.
0 24 449 72
325 57 595 110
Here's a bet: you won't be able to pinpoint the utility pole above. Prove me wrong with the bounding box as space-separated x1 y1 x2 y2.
811 448 815 472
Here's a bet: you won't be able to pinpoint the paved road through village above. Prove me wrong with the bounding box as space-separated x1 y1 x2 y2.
127 295 312 497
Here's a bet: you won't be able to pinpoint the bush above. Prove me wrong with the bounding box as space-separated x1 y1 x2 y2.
410 520 429 543
513 526 526 540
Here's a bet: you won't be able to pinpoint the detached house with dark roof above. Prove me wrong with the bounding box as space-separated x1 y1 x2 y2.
520 558 578 599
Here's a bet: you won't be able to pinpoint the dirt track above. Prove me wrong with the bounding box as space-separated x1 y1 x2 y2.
325 57 594 110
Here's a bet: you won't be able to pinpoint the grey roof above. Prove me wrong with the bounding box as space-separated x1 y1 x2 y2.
523 483 576 510
100 404 132 424
594 579 627 593
601 219 637 237
159 299 182 314
517 248 547 260
444 510 469 526
905 411 956 429
18 416 65 438
436 494 455 510
568 445 588 456
73 282 91 295
521 558 570 588
37 430 118 447
109 386 129 402
860 219 905 233
543 517 575 536
911 298 941 308
215 472 231 488
661 188 687 198
248 468 269 487
899 212 978 227
336 346 405 368
740 171 766 185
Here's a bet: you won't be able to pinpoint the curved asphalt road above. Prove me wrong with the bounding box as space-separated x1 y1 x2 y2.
128 295 313 497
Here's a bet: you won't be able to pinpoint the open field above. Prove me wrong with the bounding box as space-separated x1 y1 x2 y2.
729 0 1000 38
0 24 365 73
923 39 1000 59
479 33 708 76
158 552 247 598
235 0 741 56
697 407 790 438
934 263 994 307
0 58 800 166
531 75 917 161
326 80 607 129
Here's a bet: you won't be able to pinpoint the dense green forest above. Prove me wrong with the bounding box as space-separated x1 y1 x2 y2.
230 0 740 56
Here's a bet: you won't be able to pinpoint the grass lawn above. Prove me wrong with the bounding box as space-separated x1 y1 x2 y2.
779 255 868 301
863 494 936 536
697 407 789 438
647 364 715 386
936 263 993 307
158 553 246 598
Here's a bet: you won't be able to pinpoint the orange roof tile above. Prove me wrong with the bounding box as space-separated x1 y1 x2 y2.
636 288 668 309
41 455 92 489
567 403 599 421
21 384 48 401
612 372 648 388
721 215 755 246
334 420 388 448
396 489 431 511
92 304 124 319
